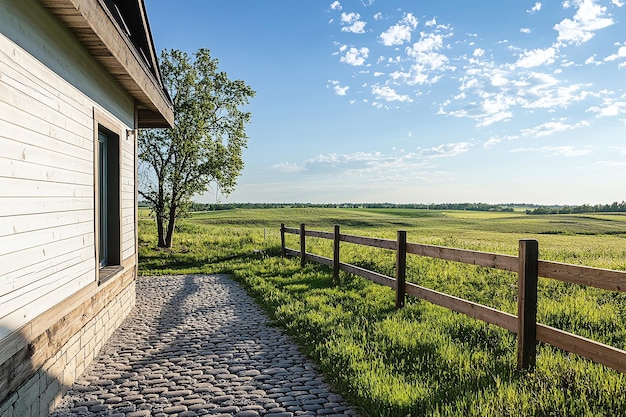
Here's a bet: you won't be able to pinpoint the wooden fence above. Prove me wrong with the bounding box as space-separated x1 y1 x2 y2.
280 223 626 373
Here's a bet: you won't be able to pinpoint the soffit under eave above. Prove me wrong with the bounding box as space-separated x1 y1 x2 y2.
39 0 174 128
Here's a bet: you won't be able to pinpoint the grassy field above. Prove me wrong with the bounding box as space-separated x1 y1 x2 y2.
138 208 626 416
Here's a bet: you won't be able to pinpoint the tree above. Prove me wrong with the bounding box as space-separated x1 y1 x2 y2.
139 49 255 247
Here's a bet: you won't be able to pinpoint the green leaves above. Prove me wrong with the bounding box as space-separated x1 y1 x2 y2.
139 49 255 247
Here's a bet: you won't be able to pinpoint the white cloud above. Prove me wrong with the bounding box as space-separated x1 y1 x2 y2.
604 45 626 62
554 0 614 45
425 18 437 27
335 85 350 95
387 31 453 86
340 46 370 66
341 12 367 33
330 1 342 11
528 2 542 13
280 145 471 186
374 12 383 20
490 71 509 87
519 72 591 109
612 0 624 6
410 32 444 54
340 12 356 23
477 110 513 127
301 150 434 181
587 98 626 116
520 119 589 137
403 13 419 28
512 146 592 157
343 21 367 34
419 142 472 158
473 48 485 57
372 84 413 102
380 13 418 46
484 137 502 148
512 47 557 69
271 162 306 174
520 28 531 34
380 25 413 46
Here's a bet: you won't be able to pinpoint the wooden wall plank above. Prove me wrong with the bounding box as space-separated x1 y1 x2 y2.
0 118 91 164
0 197 92 217
0 158 92 187
0 102 91 161
0 59 91 132
0 260 93 321
1 245 93 298
0 218 92 257
0 264 135 404
0 209 92 238
0 2 140 353
0 177 92 198
0 268 94 340
0 81 91 140
0 35 90 118
0 233 94 278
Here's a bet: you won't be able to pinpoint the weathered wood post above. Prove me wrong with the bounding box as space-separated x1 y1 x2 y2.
280 223 286 257
300 223 306 268
518 239 539 370
395 230 407 309
333 225 340 284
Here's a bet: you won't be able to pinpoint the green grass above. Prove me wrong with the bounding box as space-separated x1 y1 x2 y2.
138 208 626 416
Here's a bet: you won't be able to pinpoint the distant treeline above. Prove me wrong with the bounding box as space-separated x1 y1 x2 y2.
138 200 626 215
185 202 525 212
526 201 626 215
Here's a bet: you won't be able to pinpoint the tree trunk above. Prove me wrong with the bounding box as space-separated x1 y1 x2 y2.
164 204 177 248
156 210 167 248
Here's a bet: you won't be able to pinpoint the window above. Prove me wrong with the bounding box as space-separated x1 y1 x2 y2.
94 111 122 283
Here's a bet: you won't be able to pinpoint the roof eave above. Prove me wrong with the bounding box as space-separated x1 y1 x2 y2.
40 0 174 128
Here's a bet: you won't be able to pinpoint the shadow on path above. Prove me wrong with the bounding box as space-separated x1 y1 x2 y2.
49 274 359 417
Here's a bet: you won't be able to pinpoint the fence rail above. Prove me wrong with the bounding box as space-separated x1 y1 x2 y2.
280 223 626 374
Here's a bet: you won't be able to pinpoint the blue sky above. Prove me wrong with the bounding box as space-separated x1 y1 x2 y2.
145 0 626 205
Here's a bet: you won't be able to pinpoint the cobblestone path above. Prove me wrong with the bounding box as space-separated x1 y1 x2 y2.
49 275 360 417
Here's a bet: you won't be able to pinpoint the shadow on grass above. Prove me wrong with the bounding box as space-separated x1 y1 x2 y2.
139 245 282 275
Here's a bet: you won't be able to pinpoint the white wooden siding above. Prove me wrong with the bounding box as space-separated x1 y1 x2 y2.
0 0 137 342
121 140 136 260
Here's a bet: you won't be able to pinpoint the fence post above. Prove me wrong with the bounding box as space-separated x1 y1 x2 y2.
396 230 407 309
517 239 539 370
280 223 286 257
300 223 306 268
333 225 340 284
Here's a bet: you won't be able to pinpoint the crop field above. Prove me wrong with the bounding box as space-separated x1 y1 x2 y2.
138 208 626 416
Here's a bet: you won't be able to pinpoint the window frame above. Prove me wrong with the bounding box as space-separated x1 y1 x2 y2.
93 108 124 284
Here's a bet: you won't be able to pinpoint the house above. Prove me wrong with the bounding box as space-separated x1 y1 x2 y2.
0 0 174 415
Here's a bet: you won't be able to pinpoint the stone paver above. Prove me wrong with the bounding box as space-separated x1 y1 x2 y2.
49 275 360 417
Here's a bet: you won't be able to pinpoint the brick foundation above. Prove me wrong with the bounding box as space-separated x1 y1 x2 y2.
0 271 136 417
